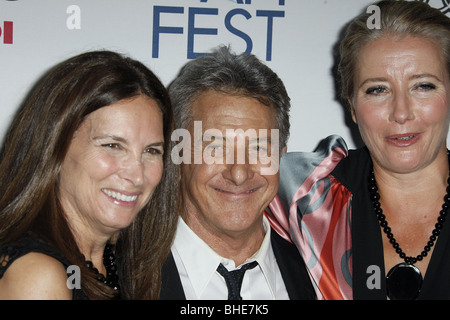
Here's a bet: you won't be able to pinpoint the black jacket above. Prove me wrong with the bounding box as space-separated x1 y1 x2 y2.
159 229 316 300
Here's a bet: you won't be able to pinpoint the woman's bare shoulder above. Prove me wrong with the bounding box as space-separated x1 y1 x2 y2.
0 251 72 299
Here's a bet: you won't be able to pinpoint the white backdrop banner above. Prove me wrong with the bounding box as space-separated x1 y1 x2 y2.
1 0 449 151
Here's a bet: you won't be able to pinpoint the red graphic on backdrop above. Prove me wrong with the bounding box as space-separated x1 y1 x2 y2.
0 21 13 44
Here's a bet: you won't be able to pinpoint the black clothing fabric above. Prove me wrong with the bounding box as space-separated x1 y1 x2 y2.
0 235 89 299
333 147 450 299
160 228 316 300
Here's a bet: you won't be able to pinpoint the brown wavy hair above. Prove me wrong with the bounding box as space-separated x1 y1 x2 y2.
0 50 179 299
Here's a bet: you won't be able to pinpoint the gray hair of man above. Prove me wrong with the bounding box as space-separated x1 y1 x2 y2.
168 45 291 151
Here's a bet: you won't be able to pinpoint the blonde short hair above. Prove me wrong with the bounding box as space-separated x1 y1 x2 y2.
338 0 450 106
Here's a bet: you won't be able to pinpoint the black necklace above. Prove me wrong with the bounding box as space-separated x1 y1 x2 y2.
368 156 450 300
85 244 120 292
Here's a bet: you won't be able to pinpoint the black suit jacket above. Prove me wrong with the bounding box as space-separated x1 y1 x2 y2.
159 228 316 300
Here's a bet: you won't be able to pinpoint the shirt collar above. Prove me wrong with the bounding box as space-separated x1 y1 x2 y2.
172 216 278 298
173 217 222 297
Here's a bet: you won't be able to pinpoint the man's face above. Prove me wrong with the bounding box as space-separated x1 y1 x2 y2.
181 90 282 239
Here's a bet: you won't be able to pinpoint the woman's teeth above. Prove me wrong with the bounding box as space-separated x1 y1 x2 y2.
395 135 414 141
102 189 137 202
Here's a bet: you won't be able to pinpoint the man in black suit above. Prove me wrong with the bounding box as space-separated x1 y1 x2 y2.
161 46 315 300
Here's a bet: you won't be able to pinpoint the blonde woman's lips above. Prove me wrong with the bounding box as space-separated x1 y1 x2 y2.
386 133 419 147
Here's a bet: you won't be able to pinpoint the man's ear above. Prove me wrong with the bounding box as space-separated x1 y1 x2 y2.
282 146 287 154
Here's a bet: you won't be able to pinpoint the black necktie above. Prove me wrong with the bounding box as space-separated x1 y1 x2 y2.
216 261 258 300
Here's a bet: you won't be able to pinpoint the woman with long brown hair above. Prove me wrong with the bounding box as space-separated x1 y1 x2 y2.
0 50 179 299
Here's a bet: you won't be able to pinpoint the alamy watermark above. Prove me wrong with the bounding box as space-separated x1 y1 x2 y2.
366 265 382 290
67 265 81 290
366 5 381 30
171 121 281 175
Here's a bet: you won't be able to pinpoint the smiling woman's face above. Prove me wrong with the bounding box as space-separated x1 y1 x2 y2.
58 94 164 237
351 35 450 174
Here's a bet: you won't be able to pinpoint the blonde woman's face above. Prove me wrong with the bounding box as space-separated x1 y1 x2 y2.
351 36 450 174
58 95 164 237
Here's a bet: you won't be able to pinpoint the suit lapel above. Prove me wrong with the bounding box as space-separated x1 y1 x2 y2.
160 231 316 300
160 251 186 300
271 229 316 300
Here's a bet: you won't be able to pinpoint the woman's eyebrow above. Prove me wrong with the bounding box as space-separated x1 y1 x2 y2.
92 134 128 143
409 73 442 82
358 77 388 89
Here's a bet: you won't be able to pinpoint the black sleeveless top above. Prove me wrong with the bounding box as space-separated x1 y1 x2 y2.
0 235 89 299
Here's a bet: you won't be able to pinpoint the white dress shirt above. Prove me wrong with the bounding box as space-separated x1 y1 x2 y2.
171 216 290 300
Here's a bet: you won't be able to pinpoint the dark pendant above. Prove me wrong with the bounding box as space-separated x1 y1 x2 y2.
386 263 423 300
